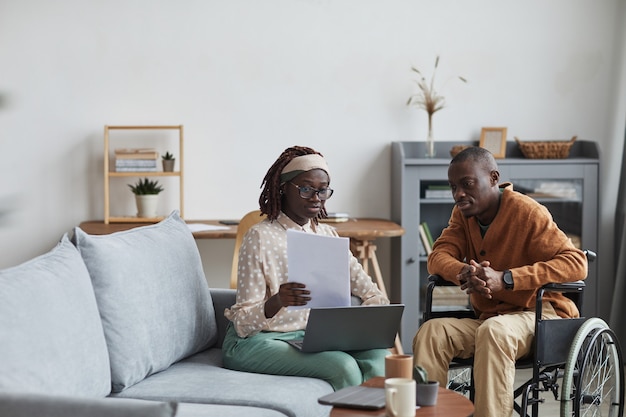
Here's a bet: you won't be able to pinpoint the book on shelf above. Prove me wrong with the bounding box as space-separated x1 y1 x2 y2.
417 234 428 256
114 167 158 172
114 148 159 160
424 184 452 199
418 224 433 255
425 189 452 198
114 158 158 172
420 222 435 248
115 159 158 167
532 181 578 199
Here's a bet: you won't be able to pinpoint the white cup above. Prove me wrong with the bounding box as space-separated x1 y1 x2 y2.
385 377 416 417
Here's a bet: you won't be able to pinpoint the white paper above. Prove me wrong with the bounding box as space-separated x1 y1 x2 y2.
286 229 351 310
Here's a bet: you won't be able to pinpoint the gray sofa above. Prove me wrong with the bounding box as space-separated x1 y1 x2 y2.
0 212 334 417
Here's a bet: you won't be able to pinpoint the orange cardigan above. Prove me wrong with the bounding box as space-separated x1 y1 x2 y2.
427 183 588 319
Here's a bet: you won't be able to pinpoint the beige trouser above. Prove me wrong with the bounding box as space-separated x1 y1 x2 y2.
412 302 560 417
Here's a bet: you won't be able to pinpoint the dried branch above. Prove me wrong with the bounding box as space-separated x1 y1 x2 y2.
407 56 466 116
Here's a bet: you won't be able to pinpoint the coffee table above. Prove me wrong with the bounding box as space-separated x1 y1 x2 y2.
329 377 474 417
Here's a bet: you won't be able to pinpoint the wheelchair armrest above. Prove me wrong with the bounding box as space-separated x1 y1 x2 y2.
540 280 585 291
423 274 475 323
583 249 597 263
533 249 593 318
536 280 585 318
428 274 457 286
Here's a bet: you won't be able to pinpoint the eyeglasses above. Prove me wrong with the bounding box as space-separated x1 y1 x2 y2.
289 182 334 200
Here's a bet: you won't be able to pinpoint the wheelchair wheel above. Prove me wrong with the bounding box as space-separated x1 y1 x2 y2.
560 318 624 417
447 365 473 398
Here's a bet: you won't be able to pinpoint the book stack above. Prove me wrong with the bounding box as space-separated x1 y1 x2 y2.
424 184 452 199
115 148 159 172
533 181 578 199
419 222 434 255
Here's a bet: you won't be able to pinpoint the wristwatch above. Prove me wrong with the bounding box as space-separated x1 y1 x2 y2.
503 270 514 290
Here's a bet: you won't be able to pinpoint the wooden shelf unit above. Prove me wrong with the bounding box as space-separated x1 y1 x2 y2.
104 125 184 224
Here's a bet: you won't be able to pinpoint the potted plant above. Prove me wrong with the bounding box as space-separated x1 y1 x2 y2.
128 178 164 218
413 365 439 406
162 151 175 172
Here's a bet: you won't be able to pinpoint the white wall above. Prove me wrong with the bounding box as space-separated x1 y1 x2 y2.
1 1 625 317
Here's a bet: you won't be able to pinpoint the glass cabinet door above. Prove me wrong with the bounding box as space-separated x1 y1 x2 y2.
510 178 583 248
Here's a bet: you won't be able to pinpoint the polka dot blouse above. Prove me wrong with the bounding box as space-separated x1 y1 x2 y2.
224 212 388 337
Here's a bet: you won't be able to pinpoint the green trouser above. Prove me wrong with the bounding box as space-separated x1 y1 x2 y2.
222 324 387 390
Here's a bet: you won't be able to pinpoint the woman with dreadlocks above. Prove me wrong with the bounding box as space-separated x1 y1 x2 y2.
223 146 389 390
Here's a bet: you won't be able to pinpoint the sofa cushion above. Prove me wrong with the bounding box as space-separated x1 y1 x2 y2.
113 349 333 417
73 211 217 393
0 392 177 417
0 235 111 397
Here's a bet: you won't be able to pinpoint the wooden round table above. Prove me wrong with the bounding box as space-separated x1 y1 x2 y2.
329 377 474 417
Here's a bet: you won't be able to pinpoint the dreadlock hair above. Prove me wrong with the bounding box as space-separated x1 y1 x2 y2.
259 146 328 222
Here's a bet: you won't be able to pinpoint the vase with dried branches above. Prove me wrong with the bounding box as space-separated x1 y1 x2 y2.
407 56 467 157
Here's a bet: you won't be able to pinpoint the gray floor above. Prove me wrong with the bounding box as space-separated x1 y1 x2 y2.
449 367 562 416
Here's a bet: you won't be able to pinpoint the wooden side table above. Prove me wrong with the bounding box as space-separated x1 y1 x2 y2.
329 377 474 417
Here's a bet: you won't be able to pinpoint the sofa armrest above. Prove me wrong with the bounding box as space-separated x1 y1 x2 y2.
210 288 236 349
0 392 177 417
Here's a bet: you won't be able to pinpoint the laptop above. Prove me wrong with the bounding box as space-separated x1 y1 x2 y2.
286 304 404 353
318 385 386 410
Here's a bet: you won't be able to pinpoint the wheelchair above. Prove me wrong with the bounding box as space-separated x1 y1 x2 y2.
422 251 624 417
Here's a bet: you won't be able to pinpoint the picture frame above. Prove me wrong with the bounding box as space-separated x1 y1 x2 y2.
479 127 508 158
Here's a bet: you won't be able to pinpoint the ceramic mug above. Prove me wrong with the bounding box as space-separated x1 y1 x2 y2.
385 378 416 417
385 354 414 379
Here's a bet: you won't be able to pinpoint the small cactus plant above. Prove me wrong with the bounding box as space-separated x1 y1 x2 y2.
162 151 175 160
413 365 428 384
128 178 164 195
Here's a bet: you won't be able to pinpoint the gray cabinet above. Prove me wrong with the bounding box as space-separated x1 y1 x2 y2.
390 140 599 353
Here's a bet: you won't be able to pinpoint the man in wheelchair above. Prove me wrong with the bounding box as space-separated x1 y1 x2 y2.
412 146 588 417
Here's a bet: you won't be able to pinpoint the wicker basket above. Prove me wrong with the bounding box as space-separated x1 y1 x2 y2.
450 145 470 157
514 136 577 159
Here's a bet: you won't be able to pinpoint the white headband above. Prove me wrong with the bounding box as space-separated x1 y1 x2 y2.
280 154 330 183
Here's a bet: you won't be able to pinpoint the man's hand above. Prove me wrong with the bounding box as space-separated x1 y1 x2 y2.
457 260 505 299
